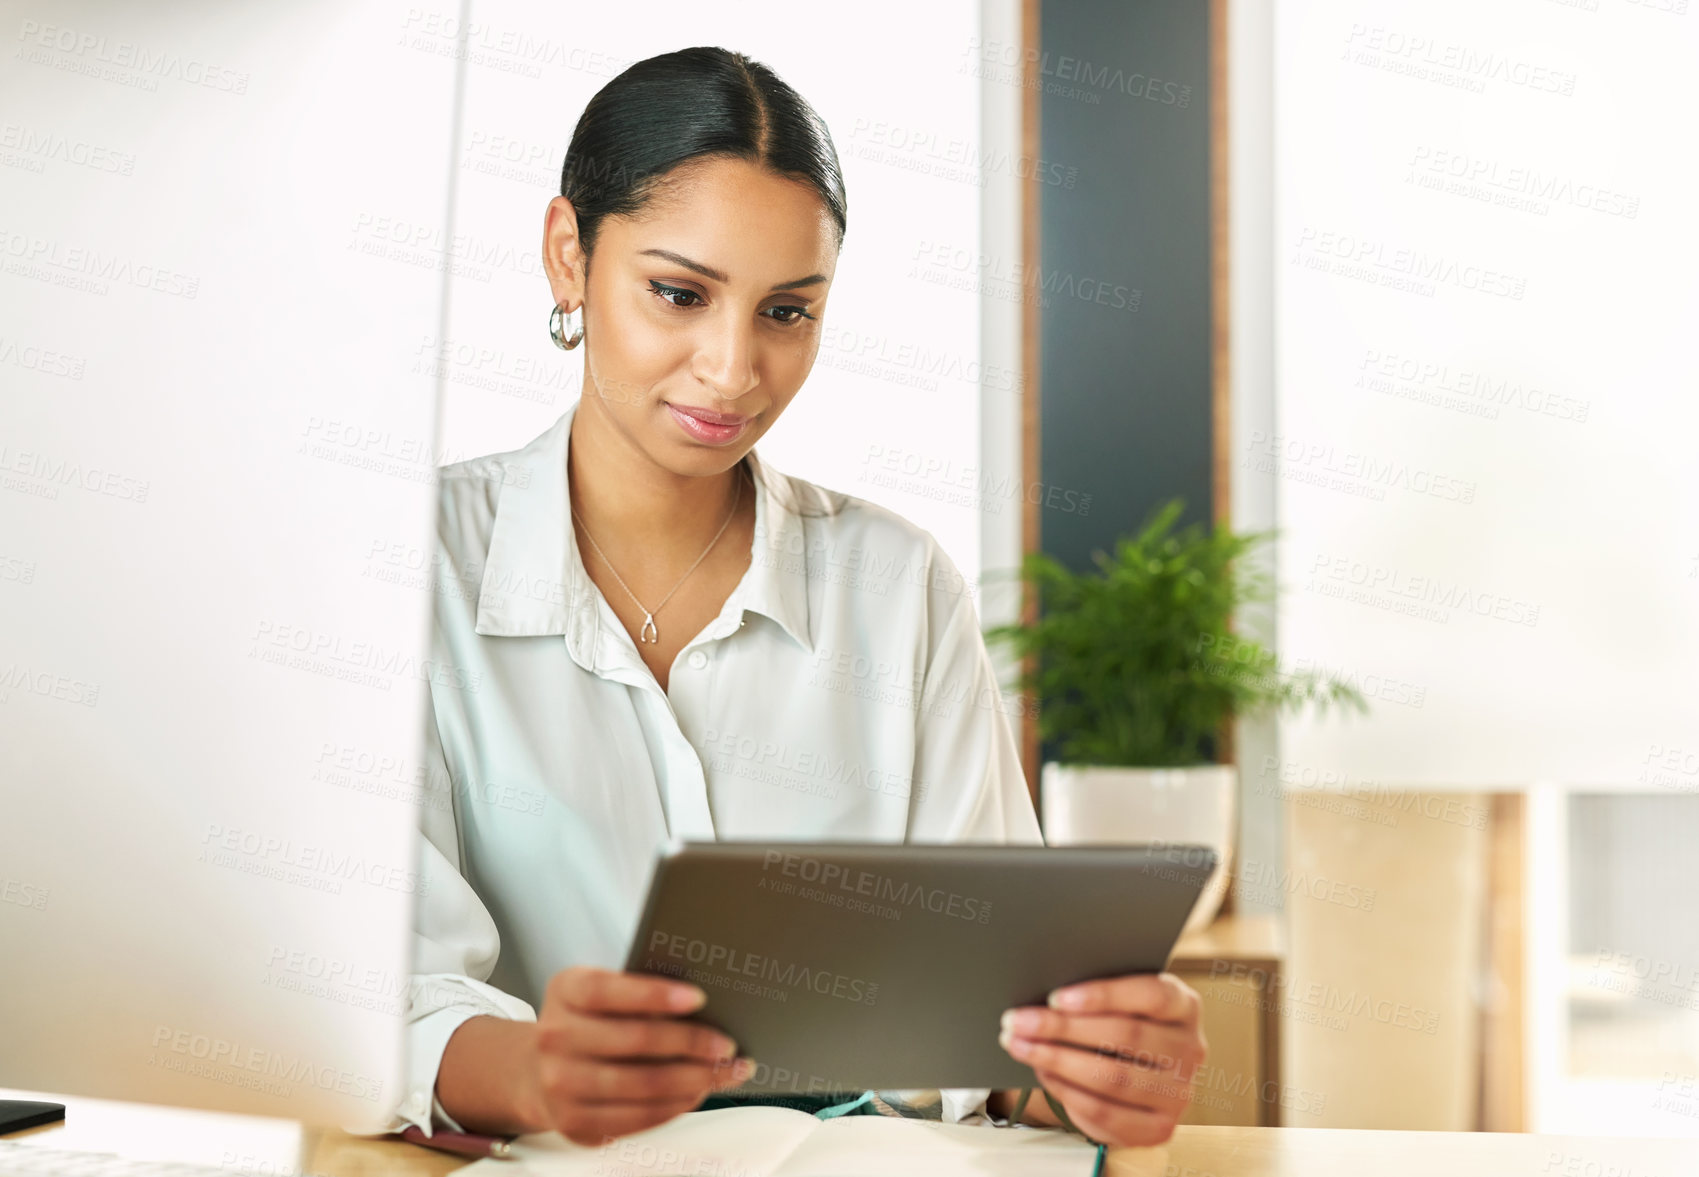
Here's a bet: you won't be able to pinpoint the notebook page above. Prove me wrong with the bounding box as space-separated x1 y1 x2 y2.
458 1106 822 1176
775 1117 1100 1177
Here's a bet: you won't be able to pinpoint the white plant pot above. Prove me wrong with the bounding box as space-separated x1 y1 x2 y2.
1040 762 1237 935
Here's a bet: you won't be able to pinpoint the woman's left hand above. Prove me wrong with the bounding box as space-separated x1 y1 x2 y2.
998 972 1207 1147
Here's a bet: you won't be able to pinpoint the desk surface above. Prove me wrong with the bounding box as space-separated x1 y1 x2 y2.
7 1095 1696 1175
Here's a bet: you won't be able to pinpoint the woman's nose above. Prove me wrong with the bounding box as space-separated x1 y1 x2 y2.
691 316 759 401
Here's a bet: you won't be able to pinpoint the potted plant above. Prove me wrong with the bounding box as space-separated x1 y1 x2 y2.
985 500 1365 932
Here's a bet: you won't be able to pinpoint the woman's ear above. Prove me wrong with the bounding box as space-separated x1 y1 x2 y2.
542 195 589 310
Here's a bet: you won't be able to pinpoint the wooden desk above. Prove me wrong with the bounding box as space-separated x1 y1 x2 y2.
1113 1128 1696 1175
311 1124 1697 1175
10 1095 1695 1176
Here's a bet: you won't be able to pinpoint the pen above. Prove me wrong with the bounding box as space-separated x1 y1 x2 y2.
1090 1141 1106 1177
397 1125 516 1161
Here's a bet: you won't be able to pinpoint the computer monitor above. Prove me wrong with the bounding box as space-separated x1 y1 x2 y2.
0 0 459 1132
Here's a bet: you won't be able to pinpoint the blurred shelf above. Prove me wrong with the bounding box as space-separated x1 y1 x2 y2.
1169 914 1286 1128
1174 912 1284 967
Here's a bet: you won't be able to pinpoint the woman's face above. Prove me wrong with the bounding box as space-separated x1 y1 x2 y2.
543 155 839 479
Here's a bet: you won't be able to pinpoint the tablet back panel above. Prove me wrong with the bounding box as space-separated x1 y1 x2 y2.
623 841 1216 1093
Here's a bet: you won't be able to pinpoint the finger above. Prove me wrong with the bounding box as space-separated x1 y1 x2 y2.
1047 972 1201 1025
543 1054 752 1106
1004 1035 1193 1116
1031 1068 1181 1149
550 965 706 1017
545 1006 739 1065
705 1054 760 1089
553 1097 706 1148
1001 1007 1203 1075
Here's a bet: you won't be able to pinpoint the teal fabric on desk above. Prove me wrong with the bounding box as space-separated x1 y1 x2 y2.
696 1090 878 1118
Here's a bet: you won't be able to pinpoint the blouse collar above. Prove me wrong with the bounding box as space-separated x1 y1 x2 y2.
471 398 815 658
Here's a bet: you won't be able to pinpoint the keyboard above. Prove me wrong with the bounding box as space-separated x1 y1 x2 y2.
0 1143 236 1176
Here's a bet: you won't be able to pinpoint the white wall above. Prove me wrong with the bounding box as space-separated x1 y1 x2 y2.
1229 0 1283 910
1270 0 1699 788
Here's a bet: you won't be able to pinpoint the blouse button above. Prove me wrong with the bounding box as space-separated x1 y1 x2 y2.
687 649 708 670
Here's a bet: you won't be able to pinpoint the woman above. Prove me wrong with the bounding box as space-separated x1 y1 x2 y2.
395 45 1206 1150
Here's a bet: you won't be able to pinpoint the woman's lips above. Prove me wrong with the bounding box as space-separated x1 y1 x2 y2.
666 403 750 445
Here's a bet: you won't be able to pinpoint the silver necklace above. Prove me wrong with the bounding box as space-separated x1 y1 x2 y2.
570 467 745 644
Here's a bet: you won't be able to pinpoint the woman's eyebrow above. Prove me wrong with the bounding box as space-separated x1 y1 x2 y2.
638 248 826 292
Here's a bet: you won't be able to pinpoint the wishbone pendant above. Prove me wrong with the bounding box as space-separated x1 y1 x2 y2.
639 613 658 643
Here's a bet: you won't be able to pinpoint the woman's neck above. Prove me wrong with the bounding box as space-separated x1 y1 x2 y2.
566 397 748 577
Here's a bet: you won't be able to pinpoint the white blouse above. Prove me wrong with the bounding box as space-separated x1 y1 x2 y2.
392 399 1043 1137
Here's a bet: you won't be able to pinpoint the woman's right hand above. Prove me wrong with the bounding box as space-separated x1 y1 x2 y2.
512 965 756 1145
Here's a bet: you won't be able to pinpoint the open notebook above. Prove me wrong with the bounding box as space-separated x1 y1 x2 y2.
458 1106 1104 1175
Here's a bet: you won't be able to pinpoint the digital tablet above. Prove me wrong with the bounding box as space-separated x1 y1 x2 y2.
621 840 1217 1094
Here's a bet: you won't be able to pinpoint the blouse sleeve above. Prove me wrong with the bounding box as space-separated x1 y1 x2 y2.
908 574 1044 847
384 695 537 1138
876 547 1045 1125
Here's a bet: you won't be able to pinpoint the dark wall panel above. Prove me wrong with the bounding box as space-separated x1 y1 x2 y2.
1039 0 1214 574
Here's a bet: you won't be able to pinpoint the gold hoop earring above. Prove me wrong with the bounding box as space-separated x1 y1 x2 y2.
549 302 584 350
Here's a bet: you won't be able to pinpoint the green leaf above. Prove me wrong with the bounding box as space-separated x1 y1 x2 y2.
983 498 1368 766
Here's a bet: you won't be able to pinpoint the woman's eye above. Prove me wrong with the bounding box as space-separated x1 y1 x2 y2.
648 281 813 324
649 281 701 308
